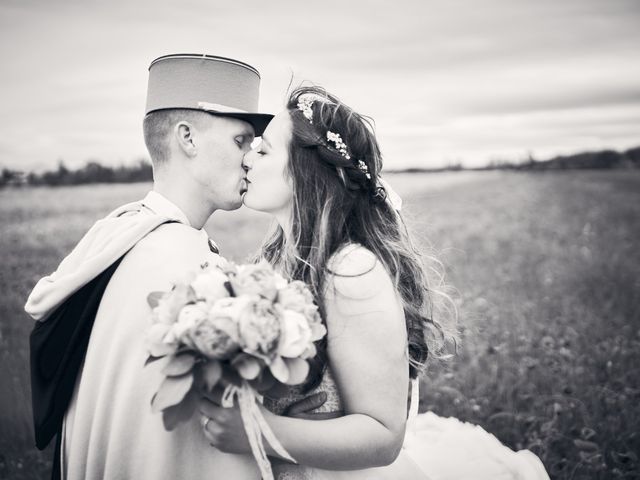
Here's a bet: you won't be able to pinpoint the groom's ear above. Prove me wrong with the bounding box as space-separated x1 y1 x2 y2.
175 121 198 157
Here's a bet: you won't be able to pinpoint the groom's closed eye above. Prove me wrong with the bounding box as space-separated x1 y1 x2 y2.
235 135 252 148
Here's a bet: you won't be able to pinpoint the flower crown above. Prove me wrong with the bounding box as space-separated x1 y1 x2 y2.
296 96 371 180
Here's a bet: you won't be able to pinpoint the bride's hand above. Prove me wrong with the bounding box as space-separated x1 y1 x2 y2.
198 389 267 454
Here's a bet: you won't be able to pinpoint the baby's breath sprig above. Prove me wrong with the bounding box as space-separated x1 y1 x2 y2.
326 131 350 159
297 97 314 124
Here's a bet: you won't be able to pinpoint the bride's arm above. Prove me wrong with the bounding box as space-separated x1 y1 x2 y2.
264 246 410 469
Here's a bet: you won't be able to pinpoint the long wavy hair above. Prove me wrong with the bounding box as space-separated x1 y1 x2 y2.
260 86 458 389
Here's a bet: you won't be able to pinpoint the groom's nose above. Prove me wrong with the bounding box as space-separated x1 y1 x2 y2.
242 150 254 171
241 154 251 172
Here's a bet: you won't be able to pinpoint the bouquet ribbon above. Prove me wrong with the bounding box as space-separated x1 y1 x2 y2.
222 382 297 480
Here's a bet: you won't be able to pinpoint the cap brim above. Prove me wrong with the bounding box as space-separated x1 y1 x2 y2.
208 112 274 137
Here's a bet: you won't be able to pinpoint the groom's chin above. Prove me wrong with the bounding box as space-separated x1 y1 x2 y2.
225 200 244 211
241 192 258 211
216 194 244 212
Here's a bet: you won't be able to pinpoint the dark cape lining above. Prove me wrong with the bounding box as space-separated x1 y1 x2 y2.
29 257 124 479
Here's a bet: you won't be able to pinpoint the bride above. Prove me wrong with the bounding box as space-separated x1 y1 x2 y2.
198 86 549 479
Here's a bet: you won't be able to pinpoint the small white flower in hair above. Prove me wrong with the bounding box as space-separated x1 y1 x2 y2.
326 131 372 180
297 97 314 124
326 131 350 159
358 160 372 179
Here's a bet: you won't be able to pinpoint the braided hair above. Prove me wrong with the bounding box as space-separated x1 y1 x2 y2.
290 88 387 201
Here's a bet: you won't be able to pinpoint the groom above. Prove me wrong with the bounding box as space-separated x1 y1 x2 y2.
26 54 280 479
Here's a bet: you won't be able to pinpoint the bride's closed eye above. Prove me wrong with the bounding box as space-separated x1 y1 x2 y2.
255 141 267 156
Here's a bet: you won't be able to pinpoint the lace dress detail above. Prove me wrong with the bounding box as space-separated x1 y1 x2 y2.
263 368 343 480
264 367 343 416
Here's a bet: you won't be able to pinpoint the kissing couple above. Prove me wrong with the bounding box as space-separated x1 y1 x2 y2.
26 54 549 479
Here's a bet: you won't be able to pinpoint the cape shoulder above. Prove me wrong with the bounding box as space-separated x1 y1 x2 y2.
120 222 216 284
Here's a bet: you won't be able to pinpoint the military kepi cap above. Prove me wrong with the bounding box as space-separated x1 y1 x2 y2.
145 54 273 136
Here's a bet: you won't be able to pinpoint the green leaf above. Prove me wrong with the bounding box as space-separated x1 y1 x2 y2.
145 324 176 357
162 353 196 377
283 358 309 385
269 356 289 383
249 370 277 393
144 355 172 373
162 388 199 431
201 361 222 391
221 365 243 387
144 355 165 367
151 372 194 413
232 353 262 380
147 291 165 308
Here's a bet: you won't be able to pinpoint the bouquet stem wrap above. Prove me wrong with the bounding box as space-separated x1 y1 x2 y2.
222 381 297 480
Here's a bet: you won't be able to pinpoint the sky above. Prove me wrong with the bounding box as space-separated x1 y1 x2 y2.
1 0 639 171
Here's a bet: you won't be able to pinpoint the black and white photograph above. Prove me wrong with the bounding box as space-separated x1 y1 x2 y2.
1 1 639 479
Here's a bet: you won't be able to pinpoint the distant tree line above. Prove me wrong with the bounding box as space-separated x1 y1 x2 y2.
387 146 640 174
2 146 639 187
483 146 640 171
1 159 153 187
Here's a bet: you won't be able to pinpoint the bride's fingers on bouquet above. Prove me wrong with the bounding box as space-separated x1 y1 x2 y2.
200 384 225 406
198 398 250 454
284 392 327 417
198 396 227 423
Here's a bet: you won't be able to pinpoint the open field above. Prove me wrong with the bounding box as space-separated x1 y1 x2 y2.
1 170 639 479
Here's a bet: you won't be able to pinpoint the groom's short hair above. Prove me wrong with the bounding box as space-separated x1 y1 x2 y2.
143 109 212 165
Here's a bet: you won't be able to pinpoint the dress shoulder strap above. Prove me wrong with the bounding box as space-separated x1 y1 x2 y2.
408 378 420 420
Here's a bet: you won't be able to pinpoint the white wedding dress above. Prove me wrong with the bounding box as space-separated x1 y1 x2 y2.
264 369 549 480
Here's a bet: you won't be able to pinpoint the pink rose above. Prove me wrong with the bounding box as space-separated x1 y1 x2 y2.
231 261 282 300
237 297 282 359
306 309 326 342
165 303 208 346
277 281 314 312
187 298 245 359
277 281 325 342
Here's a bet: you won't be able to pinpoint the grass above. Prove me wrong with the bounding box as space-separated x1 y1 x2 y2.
1 170 638 479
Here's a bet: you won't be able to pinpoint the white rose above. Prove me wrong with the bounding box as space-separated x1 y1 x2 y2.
152 284 192 325
273 272 288 290
278 309 313 358
167 303 208 344
191 268 230 303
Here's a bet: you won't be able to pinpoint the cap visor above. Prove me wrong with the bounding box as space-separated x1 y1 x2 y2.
209 112 274 136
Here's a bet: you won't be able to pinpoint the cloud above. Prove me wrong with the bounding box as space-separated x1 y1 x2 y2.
0 0 639 170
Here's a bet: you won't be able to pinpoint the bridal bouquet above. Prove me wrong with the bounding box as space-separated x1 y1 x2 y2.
145 259 326 479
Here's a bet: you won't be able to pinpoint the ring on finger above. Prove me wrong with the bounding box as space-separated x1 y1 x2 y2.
201 415 211 430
